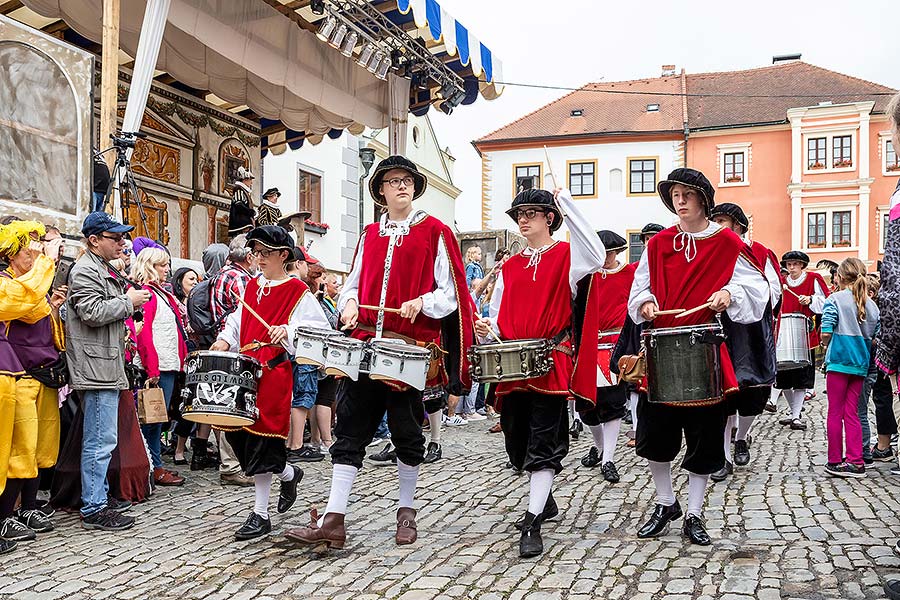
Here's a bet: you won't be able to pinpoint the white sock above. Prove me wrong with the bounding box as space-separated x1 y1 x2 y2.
589 423 604 449
601 419 620 464
629 392 639 429
723 415 734 464
786 389 805 420
428 411 442 444
736 415 755 442
323 464 358 516
397 460 418 509
527 469 554 515
687 472 709 518
277 465 294 482
647 460 675 506
567 399 575 419
770 386 781 408
254 473 272 518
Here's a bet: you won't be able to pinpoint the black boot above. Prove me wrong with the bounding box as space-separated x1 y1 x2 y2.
190 438 210 471
580 446 601 468
636 500 683 538
277 465 304 514
518 511 543 558
733 439 751 466
515 492 559 530
682 514 712 545
569 420 583 440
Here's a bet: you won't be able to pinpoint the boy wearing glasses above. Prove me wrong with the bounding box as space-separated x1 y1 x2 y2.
474 187 607 558
286 155 475 551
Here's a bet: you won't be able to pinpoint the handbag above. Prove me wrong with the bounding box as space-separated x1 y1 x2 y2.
137 383 168 424
617 352 646 384
26 353 69 389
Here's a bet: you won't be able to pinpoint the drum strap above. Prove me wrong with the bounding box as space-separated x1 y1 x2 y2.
549 329 573 357
239 341 290 370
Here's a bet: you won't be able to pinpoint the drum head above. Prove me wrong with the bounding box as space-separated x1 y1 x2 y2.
182 411 254 428
296 357 324 367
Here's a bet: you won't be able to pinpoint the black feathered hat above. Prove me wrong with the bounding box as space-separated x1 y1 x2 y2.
657 168 716 216
505 188 563 234
368 155 427 203
262 187 281 199
640 222 665 241
246 225 294 260
782 250 810 266
596 230 627 253
709 202 749 234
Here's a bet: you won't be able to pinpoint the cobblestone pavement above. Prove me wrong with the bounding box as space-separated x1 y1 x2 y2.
5 380 900 600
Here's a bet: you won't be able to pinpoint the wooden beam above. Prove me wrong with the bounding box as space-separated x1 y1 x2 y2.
99 0 120 180
258 0 316 33
284 0 310 9
153 73 177 85
0 1 23 16
40 20 69 35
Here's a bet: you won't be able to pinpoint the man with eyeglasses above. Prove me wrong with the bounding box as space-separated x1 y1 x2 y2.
286 155 475 552
66 211 152 531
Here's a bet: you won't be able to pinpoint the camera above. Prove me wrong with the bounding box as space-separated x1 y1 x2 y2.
110 131 147 150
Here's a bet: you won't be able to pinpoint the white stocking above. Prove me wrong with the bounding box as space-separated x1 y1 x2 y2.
736 415 755 442
397 461 418 509
527 469 554 515
647 460 675 506
589 424 604 449
723 415 735 464
687 472 709 518
254 473 272 518
786 389 805 420
601 419 620 464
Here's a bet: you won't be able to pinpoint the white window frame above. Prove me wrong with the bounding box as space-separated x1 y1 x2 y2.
717 142 751 187
800 202 859 252
802 129 857 175
882 134 900 177
880 208 890 254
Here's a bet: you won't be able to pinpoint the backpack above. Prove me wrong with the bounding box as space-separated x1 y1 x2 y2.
187 276 222 349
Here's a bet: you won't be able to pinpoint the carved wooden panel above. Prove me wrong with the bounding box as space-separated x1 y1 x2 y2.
131 138 180 184
219 139 249 194
124 189 169 246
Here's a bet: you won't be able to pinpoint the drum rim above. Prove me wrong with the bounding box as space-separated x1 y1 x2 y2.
188 350 261 365
370 340 431 356
327 337 365 349
779 313 811 322
471 338 550 351
642 323 723 336
296 327 342 337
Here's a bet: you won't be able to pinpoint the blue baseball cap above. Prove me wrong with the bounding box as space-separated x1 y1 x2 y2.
81 211 134 237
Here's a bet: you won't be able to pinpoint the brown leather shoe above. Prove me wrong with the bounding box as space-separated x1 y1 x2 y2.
284 509 346 549
220 472 254 488
395 507 417 545
154 467 185 486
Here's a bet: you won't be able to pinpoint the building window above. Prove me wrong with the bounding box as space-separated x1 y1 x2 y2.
887 140 900 173
833 135 852 168
807 137 826 170
298 168 322 223
609 168 623 193
807 212 826 248
723 152 744 183
514 164 541 193
882 211 890 253
832 210 852 247
627 231 643 264
568 161 596 197
628 158 657 195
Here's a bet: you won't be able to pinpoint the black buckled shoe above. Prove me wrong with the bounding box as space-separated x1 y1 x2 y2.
423 442 442 464
636 500 683 538
580 446 601 468
601 462 620 483
369 441 397 463
277 465 304 514
235 511 272 540
518 511 543 558
734 439 751 466
515 492 559 531
569 420 583 440
682 514 712 545
710 461 733 482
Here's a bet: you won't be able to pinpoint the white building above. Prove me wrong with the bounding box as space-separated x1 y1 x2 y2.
472 72 688 262
263 114 460 274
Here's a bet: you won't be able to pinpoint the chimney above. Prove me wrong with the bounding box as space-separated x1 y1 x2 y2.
772 53 802 64
661 64 676 77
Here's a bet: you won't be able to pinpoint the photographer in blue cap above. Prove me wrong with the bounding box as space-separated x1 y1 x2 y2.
66 212 151 532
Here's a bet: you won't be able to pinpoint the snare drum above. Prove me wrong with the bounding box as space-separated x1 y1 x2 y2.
294 327 340 366
367 341 431 390
643 323 723 405
597 329 620 387
323 336 366 379
180 351 261 427
776 313 811 370
468 338 554 384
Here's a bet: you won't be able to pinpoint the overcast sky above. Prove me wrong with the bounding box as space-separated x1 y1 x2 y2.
428 0 899 232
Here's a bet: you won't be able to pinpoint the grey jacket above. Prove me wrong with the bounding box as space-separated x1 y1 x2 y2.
65 250 134 390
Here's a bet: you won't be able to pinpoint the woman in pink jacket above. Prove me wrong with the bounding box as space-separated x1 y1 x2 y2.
133 247 187 487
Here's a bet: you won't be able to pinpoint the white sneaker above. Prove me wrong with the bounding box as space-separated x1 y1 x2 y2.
445 415 467 426
465 413 487 422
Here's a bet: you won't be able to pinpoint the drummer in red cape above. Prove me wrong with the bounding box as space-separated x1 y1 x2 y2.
577 230 636 483
771 250 829 429
285 156 475 551
628 168 771 546
474 186 606 559
708 202 782 481
210 225 332 541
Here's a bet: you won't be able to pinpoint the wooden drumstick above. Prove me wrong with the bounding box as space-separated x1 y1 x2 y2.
359 304 402 314
230 289 291 351
543 145 568 219
654 308 686 316
783 284 802 299
675 301 713 319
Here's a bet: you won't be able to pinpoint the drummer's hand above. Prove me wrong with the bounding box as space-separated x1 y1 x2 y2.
400 297 424 323
640 301 658 321
210 340 229 352
474 317 493 338
798 294 812 306
708 289 732 313
340 300 358 331
268 325 288 346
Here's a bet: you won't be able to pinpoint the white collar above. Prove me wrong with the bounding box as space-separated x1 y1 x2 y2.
522 241 558 256
786 272 808 287
677 220 720 240
379 209 426 237
602 260 625 274
234 181 252 194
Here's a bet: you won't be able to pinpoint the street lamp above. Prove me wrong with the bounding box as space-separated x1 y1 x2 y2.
358 146 376 234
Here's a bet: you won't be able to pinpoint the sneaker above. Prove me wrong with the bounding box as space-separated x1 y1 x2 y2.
894 539 900 557
0 517 35 542
81 508 136 531
15 509 53 533
295 446 326 462
445 414 466 426
369 441 397 463
34 500 55 519
826 462 866 478
107 496 132 512
804 391 816 401
465 413 487 422
0 538 15 554
476 408 487 417
423 442 442 464
873 446 895 462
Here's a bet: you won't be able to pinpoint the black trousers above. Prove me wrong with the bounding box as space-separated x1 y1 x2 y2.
225 430 287 476
331 375 426 469
500 392 568 474
724 386 771 417
775 351 816 390
873 371 898 436
636 394 728 475
578 383 628 426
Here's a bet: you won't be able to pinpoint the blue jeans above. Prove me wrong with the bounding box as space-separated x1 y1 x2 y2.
460 384 478 414
858 360 877 462
140 372 176 469
80 388 121 516
374 411 389 439
92 191 106 212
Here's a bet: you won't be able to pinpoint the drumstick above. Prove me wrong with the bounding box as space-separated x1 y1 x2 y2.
783 284 802 299
654 308 686 316
675 301 713 320
359 304 402 314
230 289 291 351
543 145 568 219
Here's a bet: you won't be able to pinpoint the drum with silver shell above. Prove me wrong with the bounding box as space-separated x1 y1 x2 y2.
775 313 812 370
467 338 554 384
180 350 261 427
642 322 724 405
